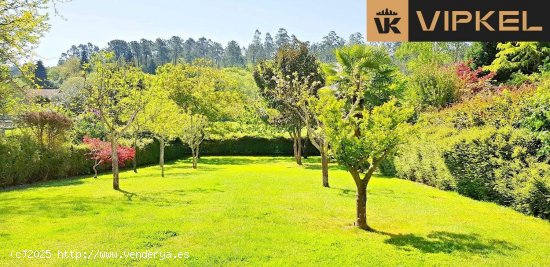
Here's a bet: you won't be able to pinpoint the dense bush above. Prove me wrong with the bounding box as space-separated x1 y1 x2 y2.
0 134 90 186
0 135 318 187
521 80 550 159
407 64 461 110
394 124 549 220
395 127 456 190
443 127 540 203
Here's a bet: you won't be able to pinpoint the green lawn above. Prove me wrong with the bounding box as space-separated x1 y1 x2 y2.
1 157 550 266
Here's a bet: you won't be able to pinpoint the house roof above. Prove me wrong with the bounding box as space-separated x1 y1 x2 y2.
26 89 61 99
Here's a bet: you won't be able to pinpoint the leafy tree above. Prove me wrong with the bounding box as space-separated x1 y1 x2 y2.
156 60 241 168
107 40 133 62
139 88 182 176
59 43 99 65
321 45 412 229
264 32 275 59
317 31 346 62
85 52 151 190
154 38 171 67
140 38 155 73
247 30 265 65
1 0 57 116
129 41 142 67
83 136 135 179
223 41 244 67
466 42 498 70
57 76 86 113
348 32 365 45
48 57 82 86
179 112 208 169
486 42 550 81
168 36 184 65
21 111 72 149
34 60 48 87
275 28 291 48
254 40 324 165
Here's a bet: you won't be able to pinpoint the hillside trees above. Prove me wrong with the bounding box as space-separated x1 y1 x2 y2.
223 41 245 67
85 52 151 190
321 45 412 229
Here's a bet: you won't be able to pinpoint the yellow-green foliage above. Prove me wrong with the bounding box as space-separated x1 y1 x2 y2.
1 157 550 266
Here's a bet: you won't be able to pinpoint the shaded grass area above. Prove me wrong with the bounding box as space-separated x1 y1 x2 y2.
1 156 549 266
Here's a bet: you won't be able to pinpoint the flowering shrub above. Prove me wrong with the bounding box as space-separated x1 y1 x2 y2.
83 136 135 177
456 62 496 98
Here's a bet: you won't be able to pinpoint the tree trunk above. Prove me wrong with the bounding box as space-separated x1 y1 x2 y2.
132 138 138 173
292 129 302 165
303 138 309 159
321 145 329 188
350 168 369 229
111 134 120 190
93 160 100 178
355 180 368 229
296 130 302 165
159 138 165 177
191 145 198 169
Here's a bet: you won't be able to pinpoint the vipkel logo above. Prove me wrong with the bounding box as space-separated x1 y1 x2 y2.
367 0 548 41
374 9 401 34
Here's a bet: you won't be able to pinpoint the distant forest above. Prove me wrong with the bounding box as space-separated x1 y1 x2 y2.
56 28 368 72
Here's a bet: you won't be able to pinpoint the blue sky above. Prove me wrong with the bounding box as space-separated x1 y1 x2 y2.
36 0 366 66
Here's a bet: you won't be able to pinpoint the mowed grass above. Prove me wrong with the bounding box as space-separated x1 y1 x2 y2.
1 157 550 266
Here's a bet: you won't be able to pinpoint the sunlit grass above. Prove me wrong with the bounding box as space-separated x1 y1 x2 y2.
1 156 549 266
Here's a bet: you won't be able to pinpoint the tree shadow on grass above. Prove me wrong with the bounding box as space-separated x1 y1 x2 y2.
330 187 355 198
370 228 519 255
116 189 138 201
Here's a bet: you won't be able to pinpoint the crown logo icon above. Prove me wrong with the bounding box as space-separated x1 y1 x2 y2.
376 8 398 16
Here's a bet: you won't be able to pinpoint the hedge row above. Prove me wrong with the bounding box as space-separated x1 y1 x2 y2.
392 126 550 220
0 135 319 187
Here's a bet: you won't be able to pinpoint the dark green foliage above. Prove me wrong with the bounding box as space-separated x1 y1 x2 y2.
395 125 549 220
443 128 540 202
200 137 319 156
521 82 550 158
467 42 498 70
0 136 319 187
378 155 397 177
34 60 48 87
223 41 245 67
0 134 90 186
394 127 456 190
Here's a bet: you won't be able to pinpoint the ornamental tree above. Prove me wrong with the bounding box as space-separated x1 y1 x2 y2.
85 52 151 190
253 40 325 166
321 45 413 230
179 112 208 169
83 136 135 178
138 87 182 176
156 60 242 169
21 110 72 149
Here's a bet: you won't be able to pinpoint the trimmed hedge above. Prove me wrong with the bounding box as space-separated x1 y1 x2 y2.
394 126 550 220
0 135 319 187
